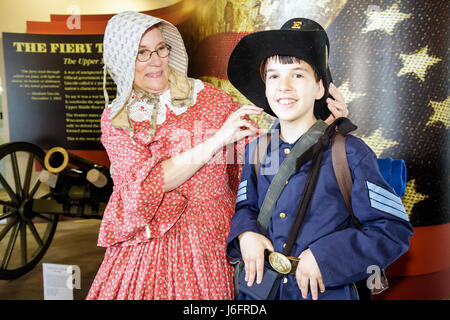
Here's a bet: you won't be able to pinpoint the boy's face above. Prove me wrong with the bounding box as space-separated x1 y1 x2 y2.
264 58 324 123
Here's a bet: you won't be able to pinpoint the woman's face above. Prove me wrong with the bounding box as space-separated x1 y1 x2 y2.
133 26 170 94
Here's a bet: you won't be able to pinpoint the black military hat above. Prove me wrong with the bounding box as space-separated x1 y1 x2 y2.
227 18 332 120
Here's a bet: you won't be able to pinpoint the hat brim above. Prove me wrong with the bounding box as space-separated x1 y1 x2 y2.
227 30 332 120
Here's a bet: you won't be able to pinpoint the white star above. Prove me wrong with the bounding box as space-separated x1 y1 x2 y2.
426 96 450 128
397 46 442 82
337 81 366 104
403 179 429 215
357 128 399 157
362 4 411 35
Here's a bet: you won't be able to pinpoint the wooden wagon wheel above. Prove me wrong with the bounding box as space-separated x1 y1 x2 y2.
0 142 58 279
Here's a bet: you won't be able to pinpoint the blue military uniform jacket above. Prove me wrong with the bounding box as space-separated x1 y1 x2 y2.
226 126 413 300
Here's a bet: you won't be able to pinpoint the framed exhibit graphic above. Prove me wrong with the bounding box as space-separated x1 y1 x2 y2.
2 33 116 150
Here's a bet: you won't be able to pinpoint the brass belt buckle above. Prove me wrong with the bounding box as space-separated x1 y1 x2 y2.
268 251 292 274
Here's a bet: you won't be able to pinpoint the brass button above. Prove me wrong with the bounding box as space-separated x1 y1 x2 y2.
279 212 286 219
283 277 288 284
283 243 286 248
285 180 289 185
284 148 290 155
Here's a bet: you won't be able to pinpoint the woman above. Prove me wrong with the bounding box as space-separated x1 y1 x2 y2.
87 11 347 300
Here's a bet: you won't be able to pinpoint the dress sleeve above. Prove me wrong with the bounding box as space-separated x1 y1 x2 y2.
308 138 414 287
124 120 168 214
202 83 245 205
100 108 177 242
224 93 244 201
212 84 264 199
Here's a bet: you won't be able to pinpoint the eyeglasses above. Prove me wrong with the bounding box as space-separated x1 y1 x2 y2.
136 44 172 62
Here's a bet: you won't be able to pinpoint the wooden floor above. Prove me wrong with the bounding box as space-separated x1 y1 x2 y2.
0 219 106 300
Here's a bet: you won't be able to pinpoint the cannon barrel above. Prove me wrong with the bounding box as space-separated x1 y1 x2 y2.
44 146 100 173
44 147 110 188
32 146 114 220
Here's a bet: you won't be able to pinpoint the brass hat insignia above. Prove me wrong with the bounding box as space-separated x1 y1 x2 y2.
292 21 303 29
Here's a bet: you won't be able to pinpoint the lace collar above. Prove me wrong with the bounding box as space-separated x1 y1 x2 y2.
128 79 204 124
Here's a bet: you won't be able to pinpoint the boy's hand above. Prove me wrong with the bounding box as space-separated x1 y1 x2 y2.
238 231 274 287
295 248 325 300
325 82 348 124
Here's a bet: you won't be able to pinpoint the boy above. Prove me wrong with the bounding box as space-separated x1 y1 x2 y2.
226 18 413 300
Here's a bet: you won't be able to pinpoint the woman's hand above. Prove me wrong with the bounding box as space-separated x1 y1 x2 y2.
213 105 263 147
238 231 274 287
324 83 348 125
161 105 262 192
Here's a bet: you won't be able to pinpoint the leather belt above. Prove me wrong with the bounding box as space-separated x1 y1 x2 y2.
264 250 300 275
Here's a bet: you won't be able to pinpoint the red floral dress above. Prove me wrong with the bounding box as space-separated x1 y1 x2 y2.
87 82 244 299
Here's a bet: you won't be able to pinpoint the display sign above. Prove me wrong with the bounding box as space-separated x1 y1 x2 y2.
2 33 116 150
42 263 80 300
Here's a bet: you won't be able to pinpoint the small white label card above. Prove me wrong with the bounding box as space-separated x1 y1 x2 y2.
42 263 80 300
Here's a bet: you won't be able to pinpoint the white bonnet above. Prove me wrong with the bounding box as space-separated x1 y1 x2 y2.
102 11 188 119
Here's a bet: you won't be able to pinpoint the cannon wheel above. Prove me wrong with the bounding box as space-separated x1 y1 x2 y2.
0 142 58 279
